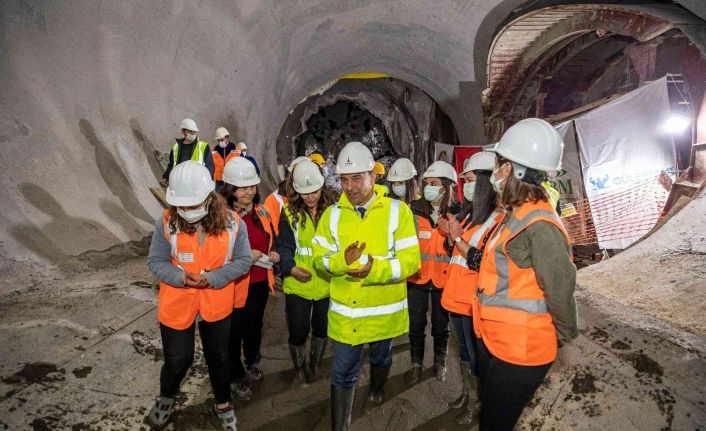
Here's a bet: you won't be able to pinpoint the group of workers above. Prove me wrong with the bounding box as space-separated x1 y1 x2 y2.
146 116 578 431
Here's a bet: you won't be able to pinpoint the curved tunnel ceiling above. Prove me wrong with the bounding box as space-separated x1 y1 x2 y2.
0 0 704 268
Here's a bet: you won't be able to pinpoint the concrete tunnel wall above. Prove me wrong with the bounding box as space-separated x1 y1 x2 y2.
1 0 704 276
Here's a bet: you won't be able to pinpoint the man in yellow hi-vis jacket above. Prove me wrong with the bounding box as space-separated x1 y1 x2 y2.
312 141 421 431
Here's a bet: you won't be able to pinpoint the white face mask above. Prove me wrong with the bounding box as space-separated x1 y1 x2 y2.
218 141 227 148
185 133 197 142
463 181 476 201
177 203 208 224
392 183 406 198
490 167 506 194
423 185 443 202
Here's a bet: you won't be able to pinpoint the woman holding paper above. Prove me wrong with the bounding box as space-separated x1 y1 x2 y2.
220 157 279 398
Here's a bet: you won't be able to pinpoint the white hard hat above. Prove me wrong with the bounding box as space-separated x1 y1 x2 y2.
336 141 374 175
463 151 496 174
236 142 248 151
387 158 417 182
288 156 310 173
489 118 563 171
422 160 458 184
292 160 325 194
223 157 260 187
166 161 214 206
179 118 198 132
214 127 229 140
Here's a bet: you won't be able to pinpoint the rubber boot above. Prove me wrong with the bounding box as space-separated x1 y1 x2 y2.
365 365 389 413
433 352 448 382
289 344 307 386
404 354 423 385
455 373 479 425
331 385 355 431
307 336 327 381
448 361 471 409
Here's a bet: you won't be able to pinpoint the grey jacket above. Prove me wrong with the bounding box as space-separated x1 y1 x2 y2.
147 217 252 289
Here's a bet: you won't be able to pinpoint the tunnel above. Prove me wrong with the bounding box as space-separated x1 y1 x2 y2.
0 1 705 430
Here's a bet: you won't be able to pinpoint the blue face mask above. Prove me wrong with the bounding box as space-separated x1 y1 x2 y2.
392 183 406 198
490 169 505 194
463 181 476 201
423 185 443 202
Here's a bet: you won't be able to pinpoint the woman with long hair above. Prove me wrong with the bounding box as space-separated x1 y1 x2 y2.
147 161 252 431
386 157 419 205
405 161 458 384
476 118 578 431
438 151 503 424
220 157 279 399
275 160 337 384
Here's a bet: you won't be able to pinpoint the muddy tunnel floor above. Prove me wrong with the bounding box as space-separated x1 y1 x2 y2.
0 258 704 431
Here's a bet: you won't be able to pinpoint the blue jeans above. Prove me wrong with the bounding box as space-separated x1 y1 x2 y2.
331 339 393 389
451 314 479 376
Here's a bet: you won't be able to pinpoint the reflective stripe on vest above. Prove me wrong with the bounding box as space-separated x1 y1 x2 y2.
291 210 313 257
330 298 407 319
274 192 284 208
172 140 208 166
320 199 403 280
167 214 239 265
483 208 570 307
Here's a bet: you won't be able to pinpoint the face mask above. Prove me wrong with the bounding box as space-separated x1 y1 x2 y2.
423 185 443 202
392 183 406 198
490 167 506 194
218 141 227 148
177 203 208 224
463 181 476 201
240 150 246 156
185 133 197 142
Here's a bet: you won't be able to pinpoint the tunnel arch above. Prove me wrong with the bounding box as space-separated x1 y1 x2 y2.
482 3 706 140
273 74 459 184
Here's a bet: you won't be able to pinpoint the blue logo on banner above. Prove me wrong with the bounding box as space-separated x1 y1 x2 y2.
589 174 610 190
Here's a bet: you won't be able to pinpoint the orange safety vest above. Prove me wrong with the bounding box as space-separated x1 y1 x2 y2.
212 150 239 182
159 209 249 330
474 200 572 366
263 191 287 235
408 215 450 288
441 209 504 316
250 203 276 293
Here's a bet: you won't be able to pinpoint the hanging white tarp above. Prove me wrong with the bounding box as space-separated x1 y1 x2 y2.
574 77 676 249
552 120 584 202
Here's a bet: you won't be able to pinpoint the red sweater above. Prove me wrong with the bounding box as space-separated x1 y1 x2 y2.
242 212 269 283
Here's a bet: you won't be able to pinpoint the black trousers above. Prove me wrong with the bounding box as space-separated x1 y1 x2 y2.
477 338 552 431
159 315 231 404
407 283 450 363
231 281 270 379
285 293 329 346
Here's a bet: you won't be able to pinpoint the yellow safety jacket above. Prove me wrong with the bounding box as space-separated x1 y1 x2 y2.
172 140 209 166
312 188 421 345
282 205 331 300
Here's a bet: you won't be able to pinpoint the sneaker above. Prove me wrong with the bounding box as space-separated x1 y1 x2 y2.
231 379 252 400
246 364 263 381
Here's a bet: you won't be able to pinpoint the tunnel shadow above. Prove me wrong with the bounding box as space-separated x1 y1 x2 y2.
253 343 434 431
130 118 166 182
9 182 122 263
79 119 153 223
99 199 149 240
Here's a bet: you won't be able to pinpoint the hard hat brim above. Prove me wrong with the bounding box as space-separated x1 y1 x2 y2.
294 183 324 194
165 188 213 207
223 177 261 187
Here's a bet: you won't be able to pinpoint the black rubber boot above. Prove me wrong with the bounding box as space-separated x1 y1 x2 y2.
307 336 327 380
365 365 390 413
456 374 479 425
448 361 471 409
331 385 355 431
289 344 307 386
433 352 448 382
404 354 423 385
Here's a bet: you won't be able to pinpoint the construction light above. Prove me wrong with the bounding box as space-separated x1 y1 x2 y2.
662 114 691 134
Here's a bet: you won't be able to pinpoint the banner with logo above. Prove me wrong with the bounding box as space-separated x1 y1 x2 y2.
574 77 676 249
